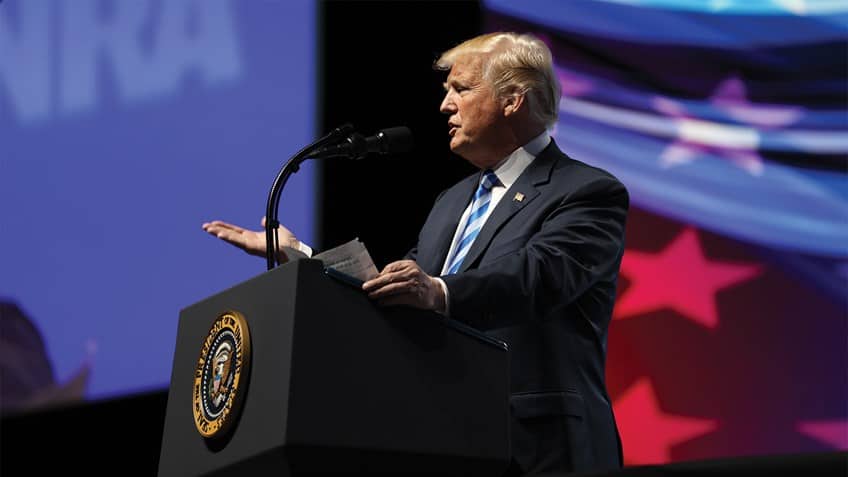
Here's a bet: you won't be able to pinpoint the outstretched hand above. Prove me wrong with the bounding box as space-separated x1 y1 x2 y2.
201 217 299 262
362 260 446 313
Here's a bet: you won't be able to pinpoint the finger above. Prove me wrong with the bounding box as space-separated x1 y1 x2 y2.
204 221 246 233
366 279 417 300
365 264 425 292
202 224 227 236
362 268 412 291
380 260 416 273
203 224 242 238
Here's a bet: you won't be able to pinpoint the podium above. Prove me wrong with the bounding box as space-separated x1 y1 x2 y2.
158 259 510 476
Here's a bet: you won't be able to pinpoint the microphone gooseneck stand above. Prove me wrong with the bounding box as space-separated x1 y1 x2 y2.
264 124 413 270
264 124 353 270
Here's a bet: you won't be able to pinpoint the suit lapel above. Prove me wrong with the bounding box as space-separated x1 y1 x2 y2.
458 144 558 273
421 173 479 275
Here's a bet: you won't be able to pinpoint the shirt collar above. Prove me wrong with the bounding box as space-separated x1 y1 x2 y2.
488 130 551 189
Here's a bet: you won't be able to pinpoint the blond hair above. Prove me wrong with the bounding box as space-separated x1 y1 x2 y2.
435 32 561 128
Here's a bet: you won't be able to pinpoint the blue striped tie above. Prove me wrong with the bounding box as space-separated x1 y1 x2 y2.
446 170 500 274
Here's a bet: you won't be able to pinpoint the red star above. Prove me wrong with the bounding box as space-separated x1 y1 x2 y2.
614 228 761 329
797 420 848 450
614 378 718 465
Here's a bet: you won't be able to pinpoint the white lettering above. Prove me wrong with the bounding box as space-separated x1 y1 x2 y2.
0 0 241 124
152 0 241 92
0 2 50 123
60 0 151 113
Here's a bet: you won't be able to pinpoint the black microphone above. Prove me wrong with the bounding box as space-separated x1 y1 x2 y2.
311 126 414 160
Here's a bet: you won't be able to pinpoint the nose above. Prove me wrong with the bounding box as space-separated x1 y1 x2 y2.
440 91 456 115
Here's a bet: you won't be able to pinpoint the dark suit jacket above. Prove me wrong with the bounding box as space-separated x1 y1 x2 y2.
406 141 628 474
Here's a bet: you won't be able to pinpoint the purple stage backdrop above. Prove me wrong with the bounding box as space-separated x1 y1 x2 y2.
1 0 317 402
484 0 847 465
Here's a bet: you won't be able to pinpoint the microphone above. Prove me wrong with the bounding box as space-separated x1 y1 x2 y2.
311 126 414 160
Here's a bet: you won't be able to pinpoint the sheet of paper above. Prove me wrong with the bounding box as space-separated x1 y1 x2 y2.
313 238 379 281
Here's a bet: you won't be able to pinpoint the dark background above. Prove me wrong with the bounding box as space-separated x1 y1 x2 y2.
3 2 845 476
319 0 482 267
0 2 482 474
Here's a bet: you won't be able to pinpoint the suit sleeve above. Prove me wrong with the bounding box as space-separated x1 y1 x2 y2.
404 246 418 262
440 175 628 328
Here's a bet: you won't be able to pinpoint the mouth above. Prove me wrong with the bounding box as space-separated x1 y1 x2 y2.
448 124 459 136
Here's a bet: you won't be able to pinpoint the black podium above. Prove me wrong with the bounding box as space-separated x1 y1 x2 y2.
158 259 510 476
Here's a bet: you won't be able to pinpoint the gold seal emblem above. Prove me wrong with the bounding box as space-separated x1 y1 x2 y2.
193 310 251 439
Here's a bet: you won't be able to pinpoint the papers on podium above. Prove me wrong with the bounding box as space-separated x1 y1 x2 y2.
314 238 379 282
281 238 378 288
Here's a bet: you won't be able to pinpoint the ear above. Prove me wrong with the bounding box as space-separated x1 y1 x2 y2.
502 91 526 117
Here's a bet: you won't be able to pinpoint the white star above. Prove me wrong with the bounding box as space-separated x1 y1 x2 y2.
654 75 802 176
711 76 803 128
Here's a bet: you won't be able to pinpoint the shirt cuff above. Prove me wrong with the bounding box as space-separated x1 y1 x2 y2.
297 241 313 257
434 277 450 316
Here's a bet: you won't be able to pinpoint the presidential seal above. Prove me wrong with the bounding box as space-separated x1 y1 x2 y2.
193 310 251 439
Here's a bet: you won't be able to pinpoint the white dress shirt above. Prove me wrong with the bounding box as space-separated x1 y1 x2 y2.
435 130 551 313
439 131 551 275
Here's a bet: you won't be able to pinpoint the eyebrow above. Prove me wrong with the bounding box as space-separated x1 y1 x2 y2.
443 78 469 91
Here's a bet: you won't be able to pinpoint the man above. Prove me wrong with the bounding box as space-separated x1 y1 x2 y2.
203 32 627 475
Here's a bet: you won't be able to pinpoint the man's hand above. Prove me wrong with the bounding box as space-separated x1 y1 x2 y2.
362 260 446 312
201 217 299 262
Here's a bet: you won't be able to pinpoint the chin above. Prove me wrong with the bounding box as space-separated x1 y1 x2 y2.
449 137 469 154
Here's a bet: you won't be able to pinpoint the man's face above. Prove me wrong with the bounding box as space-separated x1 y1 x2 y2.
439 55 507 168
